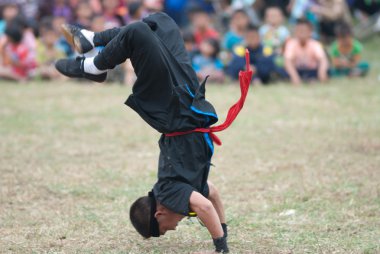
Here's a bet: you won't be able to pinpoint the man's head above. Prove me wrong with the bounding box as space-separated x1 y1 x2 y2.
294 18 313 43
129 193 184 238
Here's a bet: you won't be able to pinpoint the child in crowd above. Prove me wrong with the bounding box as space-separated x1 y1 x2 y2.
259 6 290 54
126 1 144 23
73 0 94 29
35 23 65 80
102 0 125 29
52 15 74 57
329 22 369 77
91 14 106 33
183 30 199 62
0 4 20 35
189 8 219 47
310 0 352 43
11 16 37 64
222 9 249 52
142 0 164 12
227 24 287 84
284 18 329 85
0 24 36 81
53 0 72 22
192 38 225 83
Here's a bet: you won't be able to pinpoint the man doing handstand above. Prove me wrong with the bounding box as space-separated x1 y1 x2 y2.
56 12 252 253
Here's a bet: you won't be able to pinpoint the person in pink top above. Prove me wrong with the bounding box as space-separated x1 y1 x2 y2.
284 18 329 85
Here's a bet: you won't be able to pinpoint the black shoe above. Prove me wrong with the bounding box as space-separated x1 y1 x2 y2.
61 24 94 54
55 57 107 83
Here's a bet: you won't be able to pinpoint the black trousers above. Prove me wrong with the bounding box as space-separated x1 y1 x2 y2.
93 12 199 99
91 13 208 133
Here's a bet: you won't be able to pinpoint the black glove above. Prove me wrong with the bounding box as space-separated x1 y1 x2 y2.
213 236 229 253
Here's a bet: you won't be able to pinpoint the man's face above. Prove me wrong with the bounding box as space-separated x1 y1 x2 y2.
155 206 184 235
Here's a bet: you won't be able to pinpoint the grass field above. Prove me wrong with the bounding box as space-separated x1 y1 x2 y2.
1 44 380 253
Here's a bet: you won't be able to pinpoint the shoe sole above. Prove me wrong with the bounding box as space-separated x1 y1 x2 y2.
61 24 84 54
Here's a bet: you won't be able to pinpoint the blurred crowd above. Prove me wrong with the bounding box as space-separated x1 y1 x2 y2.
0 0 379 85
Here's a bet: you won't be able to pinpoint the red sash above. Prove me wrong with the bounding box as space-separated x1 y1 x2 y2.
165 49 253 146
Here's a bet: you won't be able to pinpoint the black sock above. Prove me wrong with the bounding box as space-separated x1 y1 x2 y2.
221 223 228 238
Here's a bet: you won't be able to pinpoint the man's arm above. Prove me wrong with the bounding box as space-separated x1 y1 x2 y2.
189 191 224 239
207 181 225 225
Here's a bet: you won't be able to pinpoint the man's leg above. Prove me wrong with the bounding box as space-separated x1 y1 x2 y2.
56 20 174 102
61 24 122 54
93 27 121 47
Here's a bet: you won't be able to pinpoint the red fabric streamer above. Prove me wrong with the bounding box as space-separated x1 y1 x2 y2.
166 49 253 146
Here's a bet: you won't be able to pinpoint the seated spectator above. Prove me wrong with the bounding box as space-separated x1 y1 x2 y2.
189 8 219 47
0 4 20 36
222 9 249 52
329 22 369 77
143 0 164 12
354 0 380 17
52 15 74 57
257 0 291 16
288 0 319 39
91 14 106 33
183 30 199 62
35 24 65 80
11 16 38 64
126 1 144 23
310 0 352 43
284 19 329 85
102 0 125 29
352 0 380 39
68 0 102 13
53 0 72 22
73 0 93 29
192 38 225 83
227 24 287 84
288 0 311 22
259 6 290 54
0 24 36 81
